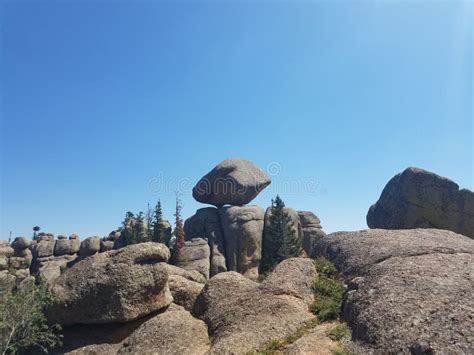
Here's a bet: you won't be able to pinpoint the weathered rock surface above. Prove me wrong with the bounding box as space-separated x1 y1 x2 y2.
260 257 317 303
192 158 271 206
54 238 81 256
219 205 264 280
181 238 211 279
33 238 55 258
37 254 77 286
100 240 114 252
315 228 474 354
298 211 326 257
168 274 204 312
367 167 474 238
50 242 172 325
117 304 210 354
184 207 227 276
11 236 31 250
194 258 317 354
166 263 206 284
284 322 343 355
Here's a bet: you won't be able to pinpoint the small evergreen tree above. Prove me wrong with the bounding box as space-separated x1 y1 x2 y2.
260 195 301 274
151 200 170 245
121 211 137 246
134 212 148 243
32 226 40 240
170 196 185 265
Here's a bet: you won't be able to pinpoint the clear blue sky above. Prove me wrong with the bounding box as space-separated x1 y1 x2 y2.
1 1 472 240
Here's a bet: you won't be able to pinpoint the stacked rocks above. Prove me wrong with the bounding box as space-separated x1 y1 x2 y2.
186 158 271 280
0 237 34 295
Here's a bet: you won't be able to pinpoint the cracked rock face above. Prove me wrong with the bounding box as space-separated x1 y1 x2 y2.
315 228 474 354
367 167 474 239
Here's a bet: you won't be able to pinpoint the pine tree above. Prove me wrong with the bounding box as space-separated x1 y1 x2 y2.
134 211 148 243
151 200 170 245
260 195 301 274
170 196 185 265
121 211 137 246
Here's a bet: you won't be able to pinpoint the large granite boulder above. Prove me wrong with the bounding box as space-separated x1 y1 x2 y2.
117 304 210 354
58 304 209 354
33 237 55 258
11 236 31 250
218 205 264 280
37 254 77 286
367 167 474 238
54 237 81 256
168 274 204 312
298 211 326 257
184 207 227 276
194 258 317 354
165 264 206 284
181 238 211 280
192 158 271 206
314 228 474 353
78 236 100 257
50 242 172 325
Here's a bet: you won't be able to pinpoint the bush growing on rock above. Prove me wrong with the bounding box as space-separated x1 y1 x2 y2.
0 283 62 354
311 258 345 321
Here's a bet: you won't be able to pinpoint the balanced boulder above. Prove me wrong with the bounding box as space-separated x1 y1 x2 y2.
367 167 474 238
219 205 264 280
314 228 474 353
50 242 172 325
192 158 271 206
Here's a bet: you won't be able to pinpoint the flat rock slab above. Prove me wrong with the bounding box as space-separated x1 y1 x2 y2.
315 228 474 354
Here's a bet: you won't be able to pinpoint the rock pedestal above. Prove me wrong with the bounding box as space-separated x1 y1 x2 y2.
219 205 264 280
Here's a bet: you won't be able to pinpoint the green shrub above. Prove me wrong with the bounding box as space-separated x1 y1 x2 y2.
314 257 338 278
311 268 345 321
332 345 350 355
0 283 62 354
326 324 349 341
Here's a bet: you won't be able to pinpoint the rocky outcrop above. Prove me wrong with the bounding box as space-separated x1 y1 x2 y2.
315 228 474 354
194 258 317 354
50 243 172 325
298 211 326 257
192 158 271 206
184 207 227 276
180 238 211 280
367 167 474 238
1 237 35 292
219 205 264 280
